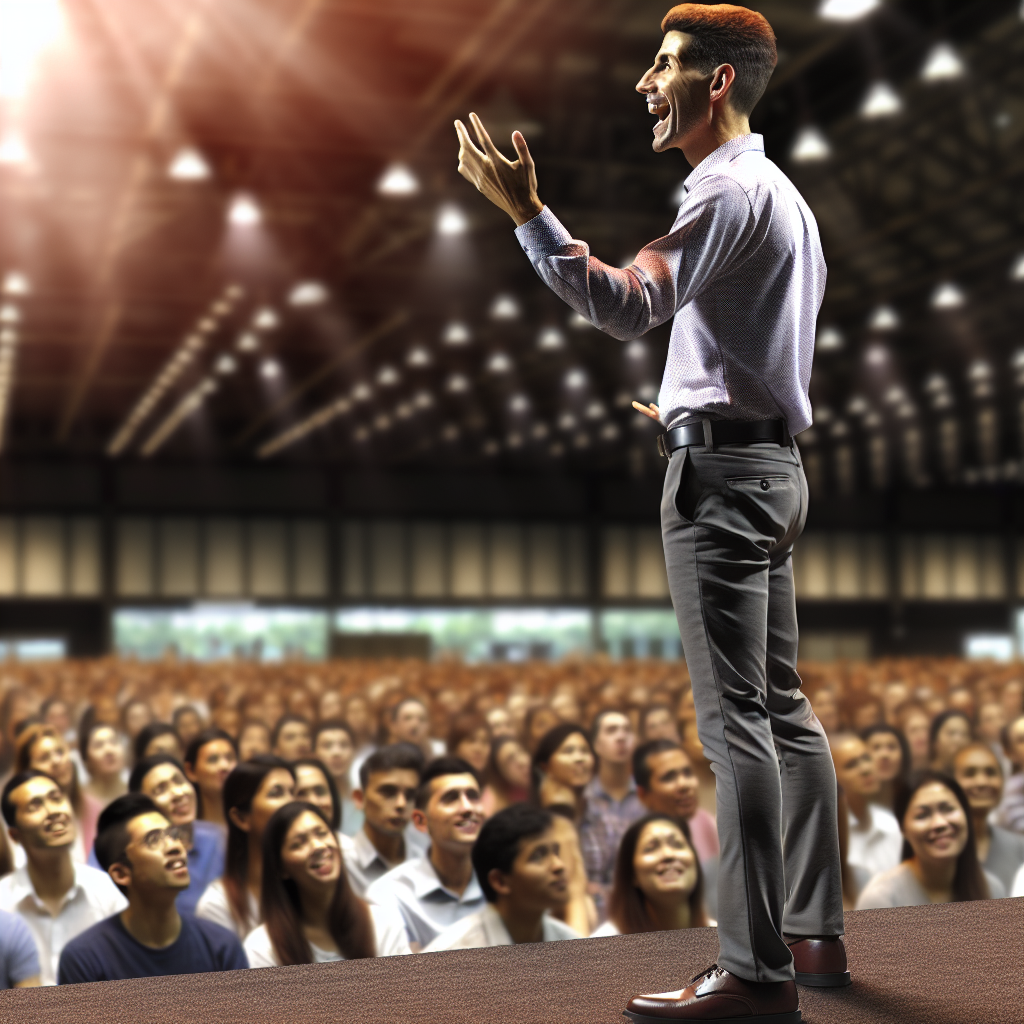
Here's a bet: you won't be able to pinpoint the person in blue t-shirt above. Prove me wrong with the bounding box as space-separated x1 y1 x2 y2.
0 907 40 989
89 754 225 916
58 793 246 984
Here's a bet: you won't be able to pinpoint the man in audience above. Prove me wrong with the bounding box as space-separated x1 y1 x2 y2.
0 771 126 985
57 794 247 982
830 733 902 887
270 714 312 762
365 756 486 950
0 908 40 989
343 744 424 897
388 697 442 758
424 804 579 950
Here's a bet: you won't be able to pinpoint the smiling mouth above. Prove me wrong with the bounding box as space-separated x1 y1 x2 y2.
166 857 188 873
648 97 671 130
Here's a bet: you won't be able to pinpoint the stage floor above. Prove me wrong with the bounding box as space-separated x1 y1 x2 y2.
2 898 1020 1023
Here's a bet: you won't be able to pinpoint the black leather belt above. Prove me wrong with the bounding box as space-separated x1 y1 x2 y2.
657 418 790 458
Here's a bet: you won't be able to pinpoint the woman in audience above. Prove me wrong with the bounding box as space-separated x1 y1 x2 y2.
79 721 127 807
446 714 491 775
484 706 516 741
592 813 707 936
997 714 1024 833
898 702 932 772
237 719 272 763
856 771 1003 909
184 728 239 830
929 710 972 772
243 802 409 967
531 723 596 820
952 743 1024 894
196 755 296 939
313 721 361 836
861 724 910 811
524 706 561 754
482 736 531 815
292 757 341 834
119 699 153 759
133 722 183 764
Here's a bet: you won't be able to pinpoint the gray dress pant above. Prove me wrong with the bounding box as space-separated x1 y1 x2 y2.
661 439 844 984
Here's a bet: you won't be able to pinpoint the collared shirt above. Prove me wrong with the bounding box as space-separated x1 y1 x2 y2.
515 134 824 434
364 853 486 951
579 777 645 889
423 903 580 952
0 908 40 988
0 861 127 985
847 804 903 880
341 827 403 899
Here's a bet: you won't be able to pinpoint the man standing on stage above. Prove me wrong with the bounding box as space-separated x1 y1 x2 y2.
455 5 847 1022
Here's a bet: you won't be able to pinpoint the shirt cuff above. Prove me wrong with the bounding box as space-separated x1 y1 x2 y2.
514 206 573 260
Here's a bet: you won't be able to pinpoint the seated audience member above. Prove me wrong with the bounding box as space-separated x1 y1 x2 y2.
482 737 531 815
997 714 1024 833
313 720 362 836
532 724 596 821
0 771 126 984
976 701 1009 776
57 794 247 983
120 700 153 757
196 756 295 939
524 705 561 755
544 807 598 936
15 725 100 863
831 734 902 881
952 743 1024 895
79 721 127 808
447 715 491 775
244 803 409 967
484 707 516 742
591 813 707 936
365 757 485 951
856 772 1003 909
133 723 183 765
237 720 272 763
638 704 680 744
929 710 972 773
424 804 579 951
184 729 238 831
40 698 74 747
123 754 225 915
810 689 840 735
343 745 424 898
172 706 204 751
292 757 342 833
897 703 932 772
388 697 440 759
271 714 313 762
861 724 910 812
0 907 40 988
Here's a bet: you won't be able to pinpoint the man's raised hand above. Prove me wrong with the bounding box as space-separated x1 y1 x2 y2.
454 112 544 226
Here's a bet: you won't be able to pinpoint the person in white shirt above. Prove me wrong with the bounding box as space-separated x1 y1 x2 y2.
243 802 410 968
343 744 424 898
365 757 486 951
831 734 902 884
424 804 579 951
0 770 126 984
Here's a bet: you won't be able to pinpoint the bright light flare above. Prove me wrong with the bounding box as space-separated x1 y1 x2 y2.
921 43 964 82
227 193 261 226
791 126 831 163
2 271 28 295
377 163 419 196
860 82 902 119
931 282 965 309
169 147 211 181
0 130 29 167
0 0 64 100
819 0 879 20
437 204 468 235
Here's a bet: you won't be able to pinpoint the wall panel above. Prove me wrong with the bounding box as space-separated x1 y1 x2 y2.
341 521 366 598
249 519 287 598
159 519 199 597
69 518 101 597
451 523 485 598
22 518 63 595
117 518 154 597
526 526 560 598
411 523 445 598
204 519 244 597
489 524 524 598
634 528 669 598
370 522 405 598
0 517 17 595
293 520 328 598
602 527 631 598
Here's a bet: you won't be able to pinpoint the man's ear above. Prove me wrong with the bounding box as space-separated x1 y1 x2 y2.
352 788 365 812
228 806 251 833
709 63 737 107
488 867 512 898
410 808 429 835
108 861 132 890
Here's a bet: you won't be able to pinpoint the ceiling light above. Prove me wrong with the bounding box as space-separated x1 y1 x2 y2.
482 439 499 456
831 421 849 438
396 402 413 420
846 396 869 416
487 352 512 373
538 326 565 350
442 321 471 345
638 382 659 402
884 385 905 405
506 432 523 449
168 147 211 181
351 382 373 402
442 423 460 441
625 341 647 360
931 282 965 309
289 281 328 306
865 344 887 366
818 0 879 20
925 373 948 393
236 332 259 352
1012 351 1024 370
489 294 520 320
376 163 419 196
252 307 279 330
374 414 392 432
549 442 565 458
791 126 831 163
509 393 529 414
437 204 468 235
968 360 991 381
573 433 590 449
0 305 19 324
565 368 587 389
413 390 433 409
532 423 549 440
568 311 591 330
227 193 261 226
816 326 843 351
860 82 902 118
0 0 64 99
601 423 620 441
407 346 432 367
868 305 899 331
558 412 577 432
1010 254 1024 281
353 426 370 443
2 272 28 296
921 43 965 82
586 400 606 419
376 365 400 386
0 130 29 166
215 354 237 375
259 359 281 380
446 373 469 393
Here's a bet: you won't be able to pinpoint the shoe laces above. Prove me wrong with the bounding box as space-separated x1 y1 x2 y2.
689 963 724 985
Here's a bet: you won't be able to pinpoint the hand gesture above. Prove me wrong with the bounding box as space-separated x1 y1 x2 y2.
632 401 661 423
454 112 544 226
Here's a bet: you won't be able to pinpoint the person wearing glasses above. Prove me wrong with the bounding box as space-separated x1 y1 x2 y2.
56 794 247 983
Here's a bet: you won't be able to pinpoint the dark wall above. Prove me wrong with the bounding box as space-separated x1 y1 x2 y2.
0 600 109 657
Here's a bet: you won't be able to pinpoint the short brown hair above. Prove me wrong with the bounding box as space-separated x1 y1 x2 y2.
661 4 777 115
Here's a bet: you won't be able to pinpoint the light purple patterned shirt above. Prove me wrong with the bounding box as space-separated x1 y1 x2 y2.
514 133 825 434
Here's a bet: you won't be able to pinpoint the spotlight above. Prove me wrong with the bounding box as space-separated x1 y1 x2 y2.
921 43 965 82
407 346 432 367
931 282 965 309
489 294 520 320
816 326 843 351
376 365 400 387
442 322 471 346
868 305 899 331
626 341 647 360
865 344 887 366
791 126 831 163
252 307 279 330
568 311 591 330
860 82 902 119
446 374 470 394
1010 254 1024 281
288 281 328 306
437 204 468 235
818 0 879 20
215 354 237 375
2 272 28 295
259 359 281 380
376 163 419 196
236 332 259 352
487 352 513 373
227 193 261 226
509 393 529 414
565 368 587 389
538 326 565 350
168 147 211 181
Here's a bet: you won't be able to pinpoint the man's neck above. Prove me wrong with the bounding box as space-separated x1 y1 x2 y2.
120 892 182 949
495 898 545 945
26 846 76 910
680 115 751 171
429 842 473 896
598 761 632 802
363 821 404 866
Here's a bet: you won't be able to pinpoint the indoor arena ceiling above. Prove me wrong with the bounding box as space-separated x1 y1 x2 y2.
0 0 1021 490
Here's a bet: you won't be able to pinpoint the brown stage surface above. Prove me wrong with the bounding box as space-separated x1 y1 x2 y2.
1 899 1020 1023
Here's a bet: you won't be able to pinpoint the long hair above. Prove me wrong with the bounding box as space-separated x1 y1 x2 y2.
928 711 971 766
861 723 911 787
487 737 528 803
184 727 237 818
291 757 341 831
222 755 294 933
530 723 595 803
15 723 84 819
261 801 375 965
607 813 707 933
893 770 990 903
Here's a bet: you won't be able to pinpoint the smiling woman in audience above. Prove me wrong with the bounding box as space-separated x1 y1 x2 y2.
531 724 596 821
861 724 910 811
929 710 972 773
184 729 238 831
313 721 362 836
483 737 532 815
243 802 410 967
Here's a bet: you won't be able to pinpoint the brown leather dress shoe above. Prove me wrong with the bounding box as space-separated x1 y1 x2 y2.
784 935 852 988
623 964 801 1024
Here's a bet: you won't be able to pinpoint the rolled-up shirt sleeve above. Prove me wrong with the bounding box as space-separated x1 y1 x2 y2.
514 177 758 342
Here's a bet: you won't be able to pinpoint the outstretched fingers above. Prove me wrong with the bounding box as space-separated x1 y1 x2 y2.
511 130 534 171
468 112 508 165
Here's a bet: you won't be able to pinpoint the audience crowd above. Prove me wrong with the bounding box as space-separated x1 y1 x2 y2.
0 653 1022 988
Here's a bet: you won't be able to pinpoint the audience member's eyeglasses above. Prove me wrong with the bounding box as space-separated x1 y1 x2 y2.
137 825 188 851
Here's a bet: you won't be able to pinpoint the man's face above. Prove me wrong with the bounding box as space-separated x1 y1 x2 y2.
832 737 879 797
9 776 76 850
635 31 720 154
414 773 484 852
140 763 197 827
394 701 428 744
111 812 190 895
490 826 568 913
314 728 354 780
274 722 312 762
953 748 1002 813
639 748 699 819
356 768 419 837
594 712 634 765
643 708 679 743
29 734 75 791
